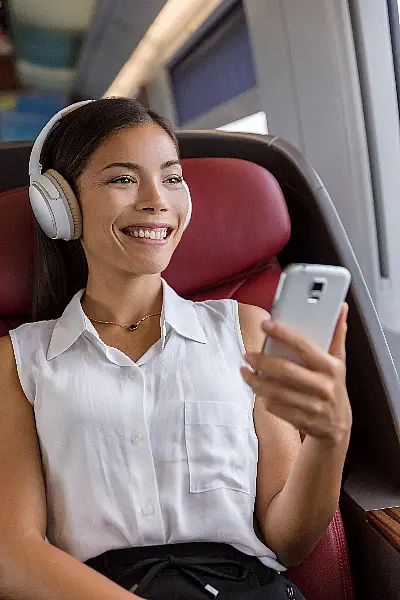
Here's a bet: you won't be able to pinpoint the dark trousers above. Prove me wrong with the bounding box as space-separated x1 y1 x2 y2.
85 541 306 599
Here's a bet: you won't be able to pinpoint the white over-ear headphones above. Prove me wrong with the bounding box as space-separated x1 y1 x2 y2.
28 100 192 241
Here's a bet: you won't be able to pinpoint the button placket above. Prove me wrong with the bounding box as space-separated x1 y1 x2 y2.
125 369 165 543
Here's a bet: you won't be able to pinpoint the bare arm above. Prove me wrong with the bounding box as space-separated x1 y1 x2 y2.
238 302 351 567
0 334 145 600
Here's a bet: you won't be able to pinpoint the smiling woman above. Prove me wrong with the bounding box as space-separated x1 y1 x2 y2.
0 97 351 600
31 98 185 322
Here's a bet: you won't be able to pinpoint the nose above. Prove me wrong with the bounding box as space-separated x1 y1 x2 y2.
136 181 167 214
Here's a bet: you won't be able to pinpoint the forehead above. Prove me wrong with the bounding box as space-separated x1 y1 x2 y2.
88 124 179 169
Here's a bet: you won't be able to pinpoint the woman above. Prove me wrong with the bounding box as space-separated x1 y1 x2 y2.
0 98 352 600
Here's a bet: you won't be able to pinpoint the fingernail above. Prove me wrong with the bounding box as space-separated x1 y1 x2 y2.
262 320 274 332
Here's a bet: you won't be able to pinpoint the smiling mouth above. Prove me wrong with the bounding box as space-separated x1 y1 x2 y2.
121 226 173 242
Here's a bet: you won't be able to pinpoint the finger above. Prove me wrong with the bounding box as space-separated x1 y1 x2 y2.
255 395 310 432
261 319 338 375
241 366 322 414
329 303 348 361
245 353 331 398
242 368 322 427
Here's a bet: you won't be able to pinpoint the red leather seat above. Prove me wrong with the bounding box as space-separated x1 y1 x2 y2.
0 157 355 600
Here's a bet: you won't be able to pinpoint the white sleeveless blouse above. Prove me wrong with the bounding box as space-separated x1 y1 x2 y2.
9 277 284 571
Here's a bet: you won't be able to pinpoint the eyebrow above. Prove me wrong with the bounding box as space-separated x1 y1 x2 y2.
100 159 181 172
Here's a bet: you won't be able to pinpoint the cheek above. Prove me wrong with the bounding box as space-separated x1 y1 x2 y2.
80 207 117 250
79 189 122 237
177 196 190 221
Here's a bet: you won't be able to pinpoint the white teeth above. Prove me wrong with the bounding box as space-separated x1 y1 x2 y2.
126 227 168 239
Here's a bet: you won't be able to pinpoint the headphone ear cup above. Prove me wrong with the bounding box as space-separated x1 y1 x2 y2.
182 179 192 231
46 169 82 240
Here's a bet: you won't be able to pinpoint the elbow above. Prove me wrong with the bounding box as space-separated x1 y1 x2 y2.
276 550 309 570
273 537 321 569
262 521 321 569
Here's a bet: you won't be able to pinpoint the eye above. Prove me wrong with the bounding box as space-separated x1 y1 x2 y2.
164 175 183 184
109 175 137 185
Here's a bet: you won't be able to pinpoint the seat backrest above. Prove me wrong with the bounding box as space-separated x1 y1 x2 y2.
164 157 290 307
0 150 355 600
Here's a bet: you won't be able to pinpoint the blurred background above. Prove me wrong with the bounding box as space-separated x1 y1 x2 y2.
0 0 267 140
0 0 93 139
1 0 400 364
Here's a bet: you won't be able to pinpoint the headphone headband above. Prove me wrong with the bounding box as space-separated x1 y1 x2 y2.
29 100 94 183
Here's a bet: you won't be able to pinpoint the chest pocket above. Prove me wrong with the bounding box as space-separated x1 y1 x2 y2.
184 401 250 494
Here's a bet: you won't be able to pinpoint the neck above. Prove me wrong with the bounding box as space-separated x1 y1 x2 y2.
81 271 163 326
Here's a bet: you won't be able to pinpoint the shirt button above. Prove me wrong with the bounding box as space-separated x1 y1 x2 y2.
141 503 154 517
128 370 136 379
131 430 144 443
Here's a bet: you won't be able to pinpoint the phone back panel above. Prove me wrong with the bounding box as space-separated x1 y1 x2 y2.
262 264 351 365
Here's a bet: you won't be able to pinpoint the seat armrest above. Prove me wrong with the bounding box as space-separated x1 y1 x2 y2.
344 468 400 511
367 507 400 553
344 468 400 552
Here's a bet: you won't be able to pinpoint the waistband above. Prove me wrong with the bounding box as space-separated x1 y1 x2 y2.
85 542 276 597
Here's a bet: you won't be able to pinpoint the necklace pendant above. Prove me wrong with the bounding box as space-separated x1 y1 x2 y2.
128 323 139 331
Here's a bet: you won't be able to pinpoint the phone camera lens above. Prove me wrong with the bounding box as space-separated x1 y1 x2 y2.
312 282 324 292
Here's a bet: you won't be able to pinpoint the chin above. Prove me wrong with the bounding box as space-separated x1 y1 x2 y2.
123 257 173 276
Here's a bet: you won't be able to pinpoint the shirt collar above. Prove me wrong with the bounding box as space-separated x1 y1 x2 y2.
47 277 207 360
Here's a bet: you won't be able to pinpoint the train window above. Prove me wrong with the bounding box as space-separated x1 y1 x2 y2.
169 1 257 127
216 111 268 134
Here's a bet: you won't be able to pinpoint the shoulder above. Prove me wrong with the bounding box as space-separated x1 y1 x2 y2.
0 333 23 389
192 299 270 353
192 297 236 323
0 333 15 366
8 319 57 358
9 319 56 338
237 302 271 354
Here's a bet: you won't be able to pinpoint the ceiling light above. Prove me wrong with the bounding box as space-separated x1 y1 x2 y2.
104 0 224 98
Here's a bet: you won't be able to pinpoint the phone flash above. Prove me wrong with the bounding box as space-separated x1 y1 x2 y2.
308 279 326 303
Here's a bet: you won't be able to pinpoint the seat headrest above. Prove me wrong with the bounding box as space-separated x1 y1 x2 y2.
163 157 290 294
0 187 34 315
0 157 290 315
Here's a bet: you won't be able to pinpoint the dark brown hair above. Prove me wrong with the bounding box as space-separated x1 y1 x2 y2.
31 97 179 322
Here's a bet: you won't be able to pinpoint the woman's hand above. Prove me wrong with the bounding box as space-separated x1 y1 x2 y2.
240 303 352 445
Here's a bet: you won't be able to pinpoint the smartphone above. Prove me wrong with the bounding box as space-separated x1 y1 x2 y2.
261 264 351 366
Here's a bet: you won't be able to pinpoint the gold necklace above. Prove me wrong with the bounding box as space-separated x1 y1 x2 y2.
88 311 161 331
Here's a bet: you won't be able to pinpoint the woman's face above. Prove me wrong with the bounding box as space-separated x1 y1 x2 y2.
76 124 189 277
